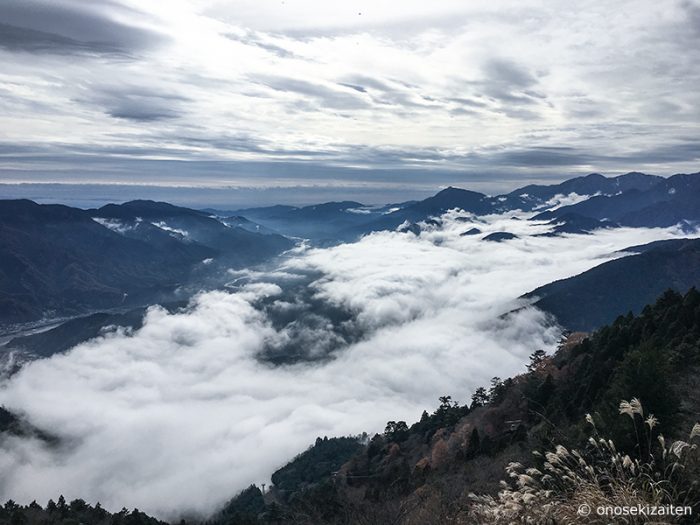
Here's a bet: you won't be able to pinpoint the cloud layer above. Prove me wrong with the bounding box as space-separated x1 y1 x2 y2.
0 0 699 197
0 211 695 518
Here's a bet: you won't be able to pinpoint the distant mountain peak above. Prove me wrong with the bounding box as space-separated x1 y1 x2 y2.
436 186 483 196
95 200 208 219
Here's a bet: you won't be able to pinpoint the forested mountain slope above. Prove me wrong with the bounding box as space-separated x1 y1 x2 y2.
527 238 700 331
215 288 700 524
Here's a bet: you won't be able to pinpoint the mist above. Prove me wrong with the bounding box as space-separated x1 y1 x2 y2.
0 210 694 518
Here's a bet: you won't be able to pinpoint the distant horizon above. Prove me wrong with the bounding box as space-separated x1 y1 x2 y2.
0 167 693 209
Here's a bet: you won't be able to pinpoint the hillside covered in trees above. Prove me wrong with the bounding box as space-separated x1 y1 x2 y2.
215 288 700 524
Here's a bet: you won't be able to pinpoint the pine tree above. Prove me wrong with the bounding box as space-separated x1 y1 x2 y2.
471 387 489 409
527 349 547 372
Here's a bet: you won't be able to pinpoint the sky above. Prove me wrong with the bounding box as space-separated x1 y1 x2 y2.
1 209 695 518
0 0 699 205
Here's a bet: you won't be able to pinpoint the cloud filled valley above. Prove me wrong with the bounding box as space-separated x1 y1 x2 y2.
2 1 699 521
0 209 696 519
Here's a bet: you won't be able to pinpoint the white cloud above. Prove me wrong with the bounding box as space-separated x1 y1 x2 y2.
535 192 601 211
0 0 698 188
151 221 189 238
0 211 695 518
92 217 135 234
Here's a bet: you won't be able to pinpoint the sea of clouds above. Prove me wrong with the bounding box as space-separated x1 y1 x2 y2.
0 210 694 518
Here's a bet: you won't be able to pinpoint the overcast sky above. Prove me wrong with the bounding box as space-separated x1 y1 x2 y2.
0 0 699 204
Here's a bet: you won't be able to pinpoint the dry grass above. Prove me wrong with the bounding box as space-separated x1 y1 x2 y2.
465 399 700 524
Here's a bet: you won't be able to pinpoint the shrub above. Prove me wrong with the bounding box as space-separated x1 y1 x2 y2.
467 399 700 524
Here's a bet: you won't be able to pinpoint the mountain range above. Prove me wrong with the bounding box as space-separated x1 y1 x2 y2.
532 172 700 228
221 171 692 241
0 199 292 327
1 170 699 362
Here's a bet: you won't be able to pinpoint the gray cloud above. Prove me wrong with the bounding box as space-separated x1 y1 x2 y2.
0 0 164 56
474 58 547 118
0 136 698 208
681 0 700 38
0 23 126 56
82 87 190 122
223 31 302 59
486 146 600 166
483 58 539 89
106 101 182 122
448 97 488 108
336 74 440 110
620 140 700 164
340 74 395 92
337 82 367 93
256 75 371 110
449 107 480 117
